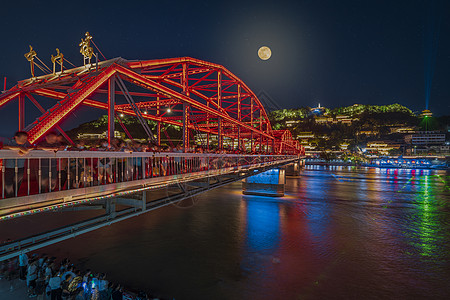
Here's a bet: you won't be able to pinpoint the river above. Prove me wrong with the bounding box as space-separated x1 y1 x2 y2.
38 166 450 299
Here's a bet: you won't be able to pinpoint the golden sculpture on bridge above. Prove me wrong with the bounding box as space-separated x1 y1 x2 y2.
79 31 94 65
51 48 64 74
24 45 37 77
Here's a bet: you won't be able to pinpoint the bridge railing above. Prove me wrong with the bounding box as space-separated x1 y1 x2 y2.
0 150 295 199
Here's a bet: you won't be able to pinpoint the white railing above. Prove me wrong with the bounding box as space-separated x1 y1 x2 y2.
0 150 295 199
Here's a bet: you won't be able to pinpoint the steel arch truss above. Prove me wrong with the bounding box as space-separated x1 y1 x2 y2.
0 57 303 154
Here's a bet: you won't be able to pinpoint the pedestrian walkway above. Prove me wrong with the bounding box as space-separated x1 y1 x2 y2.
0 277 29 299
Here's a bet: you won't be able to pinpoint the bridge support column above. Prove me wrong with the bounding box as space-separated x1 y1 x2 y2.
182 103 189 152
218 117 223 150
285 160 301 176
108 76 115 147
105 199 116 218
259 134 262 152
242 167 285 197
237 127 241 151
156 101 161 146
18 93 25 131
157 121 161 146
142 190 147 210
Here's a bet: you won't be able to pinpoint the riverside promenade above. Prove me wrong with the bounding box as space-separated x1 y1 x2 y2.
0 277 29 299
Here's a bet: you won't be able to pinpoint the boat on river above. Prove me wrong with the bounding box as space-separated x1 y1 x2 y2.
368 157 448 170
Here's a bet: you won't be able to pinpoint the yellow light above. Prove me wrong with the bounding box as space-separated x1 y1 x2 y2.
258 46 272 60
120 114 124 117
167 108 171 113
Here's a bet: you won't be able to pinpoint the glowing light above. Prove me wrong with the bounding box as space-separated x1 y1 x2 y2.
120 113 124 117
167 108 171 113
258 46 272 60
0 183 168 221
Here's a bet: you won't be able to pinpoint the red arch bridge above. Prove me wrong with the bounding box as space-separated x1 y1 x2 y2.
0 57 304 260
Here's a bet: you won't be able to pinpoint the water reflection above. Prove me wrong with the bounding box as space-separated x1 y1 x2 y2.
303 179 331 240
407 174 442 258
243 198 280 253
35 166 450 299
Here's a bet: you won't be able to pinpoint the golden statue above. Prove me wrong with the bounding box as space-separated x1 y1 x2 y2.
51 48 64 74
24 45 37 77
79 32 94 65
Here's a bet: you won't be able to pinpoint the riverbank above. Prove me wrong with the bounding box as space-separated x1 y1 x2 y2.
0 254 165 300
0 276 29 300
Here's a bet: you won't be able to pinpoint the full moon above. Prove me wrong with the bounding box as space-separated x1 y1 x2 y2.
258 46 272 60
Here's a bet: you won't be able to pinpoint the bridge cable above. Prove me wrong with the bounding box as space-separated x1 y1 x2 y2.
115 113 134 141
162 126 175 148
35 56 52 73
63 58 77 68
91 40 107 61
33 62 48 74
115 76 157 144
187 106 207 149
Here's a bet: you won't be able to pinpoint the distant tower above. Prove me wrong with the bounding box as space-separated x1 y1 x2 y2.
311 103 326 115
420 109 432 118
420 109 432 132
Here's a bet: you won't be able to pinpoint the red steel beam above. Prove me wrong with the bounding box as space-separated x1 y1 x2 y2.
25 93 74 145
31 89 219 136
116 65 274 139
1 57 302 154
0 91 20 109
127 57 272 129
27 65 117 143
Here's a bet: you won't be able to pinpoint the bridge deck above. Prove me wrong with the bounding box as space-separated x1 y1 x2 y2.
0 151 295 219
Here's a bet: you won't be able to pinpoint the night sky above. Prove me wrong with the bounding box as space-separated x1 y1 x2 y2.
0 0 449 136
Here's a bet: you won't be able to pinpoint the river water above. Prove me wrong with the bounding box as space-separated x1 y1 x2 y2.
40 166 450 299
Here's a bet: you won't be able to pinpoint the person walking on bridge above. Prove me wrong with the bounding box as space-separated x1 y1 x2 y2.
2 131 32 197
36 132 61 192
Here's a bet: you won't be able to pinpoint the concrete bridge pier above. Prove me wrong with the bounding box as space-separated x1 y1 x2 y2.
242 168 285 197
285 158 305 176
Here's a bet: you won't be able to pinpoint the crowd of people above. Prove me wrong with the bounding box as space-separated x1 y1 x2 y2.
0 252 163 300
1 130 272 198
1 130 266 154
0 252 125 299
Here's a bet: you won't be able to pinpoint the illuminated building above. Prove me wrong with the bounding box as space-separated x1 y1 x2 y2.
364 141 401 156
405 131 445 145
420 110 433 118
310 103 327 115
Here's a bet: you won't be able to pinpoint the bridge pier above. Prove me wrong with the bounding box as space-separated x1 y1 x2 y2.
105 199 116 218
114 191 147 211
242 167 285 197
285 158 306 176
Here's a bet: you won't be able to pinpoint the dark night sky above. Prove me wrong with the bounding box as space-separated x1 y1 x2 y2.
0 0 449 136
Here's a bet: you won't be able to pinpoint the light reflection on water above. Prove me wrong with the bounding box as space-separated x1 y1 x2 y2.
41 166 450 299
